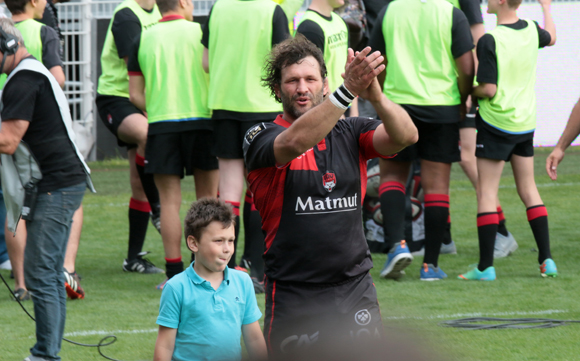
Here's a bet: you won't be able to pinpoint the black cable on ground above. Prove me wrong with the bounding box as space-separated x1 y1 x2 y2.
441 317 580 330
1 271 124 361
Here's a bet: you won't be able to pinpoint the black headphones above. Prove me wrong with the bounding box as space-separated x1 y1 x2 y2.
0 25 19 55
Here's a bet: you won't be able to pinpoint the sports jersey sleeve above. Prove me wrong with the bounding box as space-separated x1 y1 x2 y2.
201 5 213 48
243 122 285 171
349 117 391 160
1 71 39 123
242 274 262 325
534 20 552 48
127 35 142 74
458 0 483 26
40 25 63 69
156 283 181 329
451 7 474 58
296 19 326 53
272 5 290 46
475 33 497 84
111 8 142 59
367 5 387 55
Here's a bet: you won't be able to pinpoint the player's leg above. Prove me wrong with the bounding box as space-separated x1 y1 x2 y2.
154 173 183 280
378 157 413 279
146 132 186 284
5 219 29 300
63 205 85 299
511 153 555 276
117 112 161 229
474 158 504 272
419 159 451 275
417 121 460 280
214 119 257 269
187 129 220 200
96 96 162 273
459 127 478 189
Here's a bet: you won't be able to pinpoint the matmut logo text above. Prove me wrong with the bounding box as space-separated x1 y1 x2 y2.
295 194 358 215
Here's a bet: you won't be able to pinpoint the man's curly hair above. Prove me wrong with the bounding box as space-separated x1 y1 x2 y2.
262 34 328 103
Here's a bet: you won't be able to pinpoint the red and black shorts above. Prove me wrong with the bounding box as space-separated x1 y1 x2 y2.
95 94 144 148
264 272 383 359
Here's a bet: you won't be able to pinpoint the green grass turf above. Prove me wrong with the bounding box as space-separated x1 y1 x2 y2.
2 147 580 360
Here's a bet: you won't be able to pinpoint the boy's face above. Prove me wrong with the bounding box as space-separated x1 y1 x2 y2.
188 221 235 274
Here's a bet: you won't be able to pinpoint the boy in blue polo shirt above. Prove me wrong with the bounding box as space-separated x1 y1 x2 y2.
153 198 266 361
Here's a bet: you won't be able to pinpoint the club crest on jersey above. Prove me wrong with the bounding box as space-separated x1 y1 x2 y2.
322 171 336 192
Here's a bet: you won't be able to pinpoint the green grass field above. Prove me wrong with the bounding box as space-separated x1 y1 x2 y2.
1 147 580 361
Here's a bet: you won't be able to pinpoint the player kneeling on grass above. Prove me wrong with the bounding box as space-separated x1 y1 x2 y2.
154 198 267 361
458 0 557 281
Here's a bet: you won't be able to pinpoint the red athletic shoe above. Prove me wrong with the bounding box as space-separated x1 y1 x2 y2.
64 269 85 300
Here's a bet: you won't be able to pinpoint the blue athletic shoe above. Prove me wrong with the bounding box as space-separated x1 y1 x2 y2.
380 240 413 279
458 265 496 281
540 259 557 278
420 263 447 281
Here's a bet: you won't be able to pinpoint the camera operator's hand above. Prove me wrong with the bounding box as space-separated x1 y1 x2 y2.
343 47 385 97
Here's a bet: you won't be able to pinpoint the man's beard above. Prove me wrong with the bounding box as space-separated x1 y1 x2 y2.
280 88 325 120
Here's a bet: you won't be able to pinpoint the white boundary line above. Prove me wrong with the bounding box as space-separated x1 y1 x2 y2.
453 182 580 191
59 310 570 337
384 309 569 320
63 328 158 337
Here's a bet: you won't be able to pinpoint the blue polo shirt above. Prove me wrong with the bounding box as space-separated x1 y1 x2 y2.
157 263 262 361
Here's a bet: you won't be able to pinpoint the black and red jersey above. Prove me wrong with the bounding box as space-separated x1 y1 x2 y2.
243 115 389 283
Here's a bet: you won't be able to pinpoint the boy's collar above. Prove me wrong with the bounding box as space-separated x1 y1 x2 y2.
187 262 230 285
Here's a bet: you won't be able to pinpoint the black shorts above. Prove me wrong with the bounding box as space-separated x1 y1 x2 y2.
145 130 218 177
213 119 266 159
95 94 144 148
264 273 383 358
459 104 477 129
475 118 534 161
391 118 461 163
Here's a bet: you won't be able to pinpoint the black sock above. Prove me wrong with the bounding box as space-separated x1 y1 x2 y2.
422 194 449 267
379 181 406 253
135 153 160 213
527 205 552 264
442 214 452 245
127 198 151 260
497 206 509 237
165 259 184 279
225 201 241 268
244 190 265 279
477 212 498 271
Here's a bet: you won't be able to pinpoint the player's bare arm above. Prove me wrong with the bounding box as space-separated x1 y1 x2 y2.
48 65 65 89
128 74 146 111
472 82 497 99
202 47 209 73
242 321 267 361
0 119 30 154
153 326 176 361
273 47 384 165
546 97 580 180
538 0 556 46
455 50 475 118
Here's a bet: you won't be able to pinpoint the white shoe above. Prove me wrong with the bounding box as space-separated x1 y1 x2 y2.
494 231 518 258
0 259 12 270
